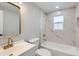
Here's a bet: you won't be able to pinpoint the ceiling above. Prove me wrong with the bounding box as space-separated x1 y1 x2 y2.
34 2 77 13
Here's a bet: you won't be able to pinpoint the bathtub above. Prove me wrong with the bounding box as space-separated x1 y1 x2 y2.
41 41 79 56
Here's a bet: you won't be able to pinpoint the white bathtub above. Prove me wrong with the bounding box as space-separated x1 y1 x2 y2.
41 41 79 56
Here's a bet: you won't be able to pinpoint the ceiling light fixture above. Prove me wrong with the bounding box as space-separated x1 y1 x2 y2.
19 0 22 4
56 6 59 8
19 2 22 4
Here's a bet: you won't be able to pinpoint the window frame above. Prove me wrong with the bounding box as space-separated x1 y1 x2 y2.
53 15 64 30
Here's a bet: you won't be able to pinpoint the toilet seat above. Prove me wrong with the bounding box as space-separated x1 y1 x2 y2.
36 48 52 56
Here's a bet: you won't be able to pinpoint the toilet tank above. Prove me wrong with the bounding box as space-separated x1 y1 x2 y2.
28 38 40 49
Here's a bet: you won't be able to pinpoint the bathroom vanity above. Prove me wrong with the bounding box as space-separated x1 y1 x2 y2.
0 40 36 56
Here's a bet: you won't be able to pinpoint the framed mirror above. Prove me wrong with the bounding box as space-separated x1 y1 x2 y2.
0 2 21 39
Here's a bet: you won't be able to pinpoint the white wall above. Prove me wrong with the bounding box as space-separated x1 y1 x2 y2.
75 3 79 48
19 2 46 41
45 8 76 46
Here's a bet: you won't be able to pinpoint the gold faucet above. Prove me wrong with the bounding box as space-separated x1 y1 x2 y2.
3 37 13 49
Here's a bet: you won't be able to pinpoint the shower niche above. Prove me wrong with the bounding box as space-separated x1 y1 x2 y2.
77 17 79 27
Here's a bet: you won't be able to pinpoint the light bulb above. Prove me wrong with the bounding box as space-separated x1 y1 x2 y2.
56 6 59 8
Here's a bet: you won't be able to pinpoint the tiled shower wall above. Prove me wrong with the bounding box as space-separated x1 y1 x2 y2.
43 3 79 47
75 3 79 48
45 7 76 46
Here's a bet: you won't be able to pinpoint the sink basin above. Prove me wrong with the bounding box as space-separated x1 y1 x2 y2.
0 40 36 56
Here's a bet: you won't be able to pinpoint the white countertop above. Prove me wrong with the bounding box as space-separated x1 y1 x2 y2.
0 40 35 56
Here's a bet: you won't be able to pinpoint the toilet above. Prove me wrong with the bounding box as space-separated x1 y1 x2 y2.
35 48 52 56
28 38 52 56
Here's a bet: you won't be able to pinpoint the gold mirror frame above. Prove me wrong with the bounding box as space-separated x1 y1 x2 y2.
8 2 21 34
0 2 21 36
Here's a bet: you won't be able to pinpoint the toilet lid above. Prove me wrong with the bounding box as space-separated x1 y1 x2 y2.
36 48 51 56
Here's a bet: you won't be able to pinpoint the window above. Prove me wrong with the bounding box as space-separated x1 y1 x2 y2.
53 15 64 30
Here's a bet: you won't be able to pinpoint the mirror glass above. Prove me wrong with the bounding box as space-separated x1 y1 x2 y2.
0 2 20 38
